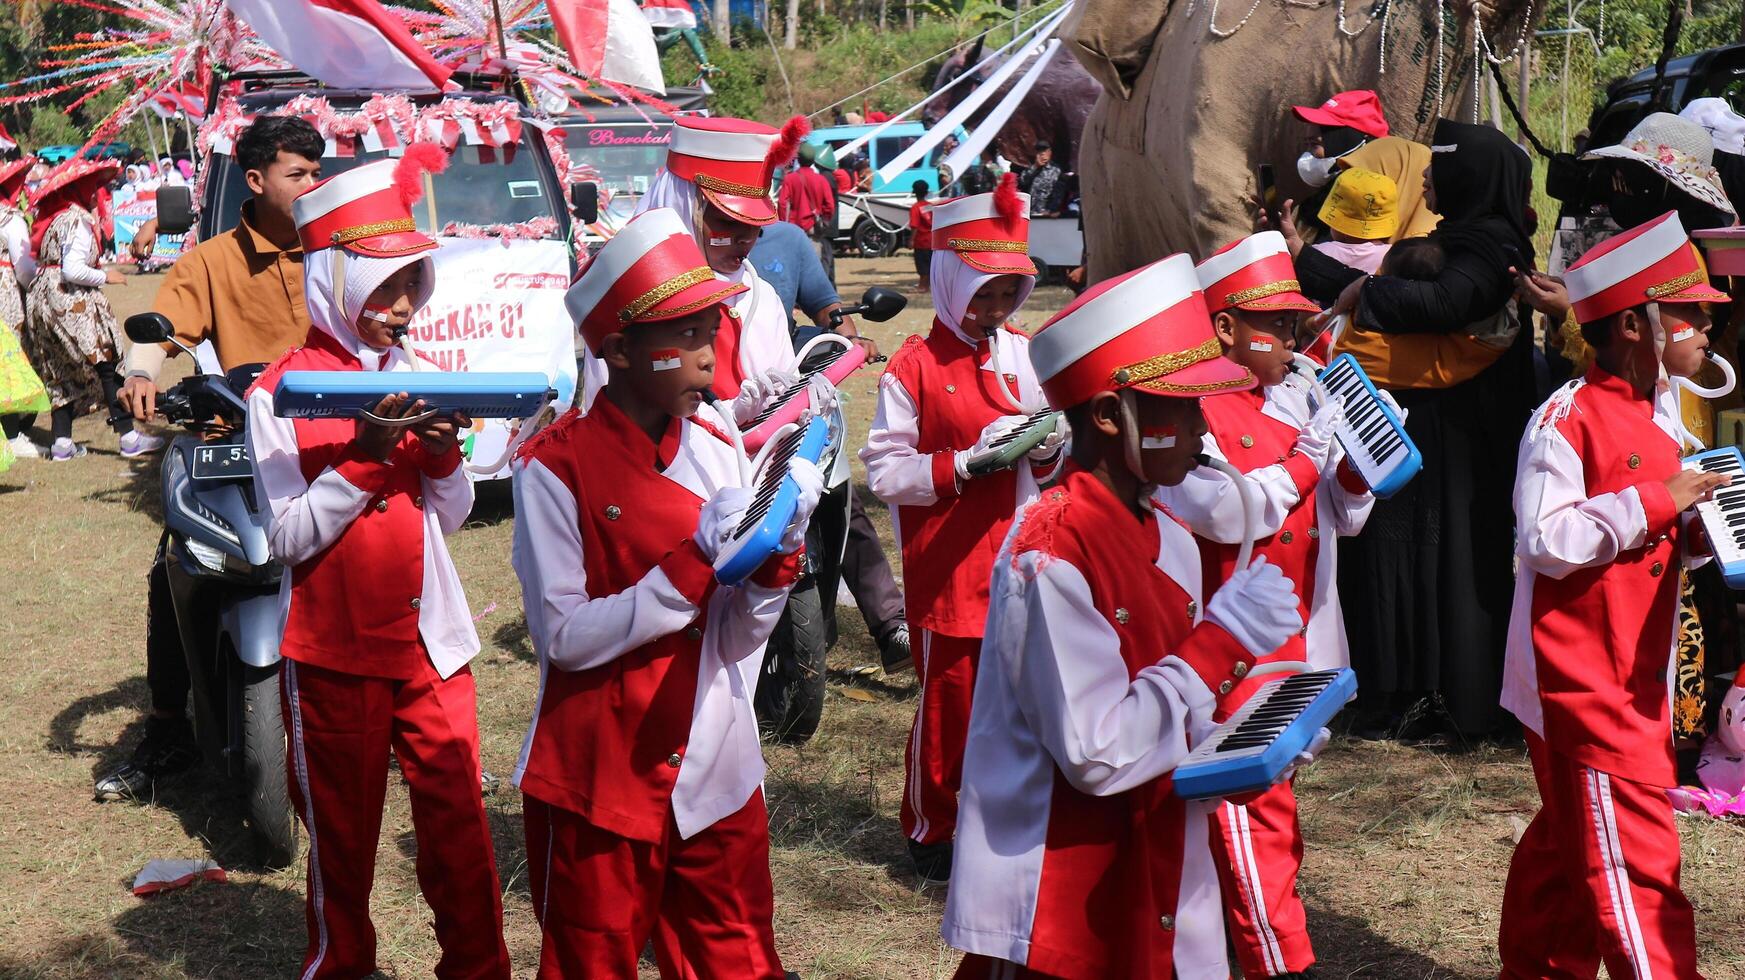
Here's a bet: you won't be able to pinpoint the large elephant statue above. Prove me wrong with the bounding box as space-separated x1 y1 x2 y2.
927 36 1102 170
1066 0 1535 280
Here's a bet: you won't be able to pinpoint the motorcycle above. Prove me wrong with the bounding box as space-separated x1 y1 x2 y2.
755 287 906 743
122 312 296 867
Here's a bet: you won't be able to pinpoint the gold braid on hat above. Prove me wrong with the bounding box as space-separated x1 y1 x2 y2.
1644 269 1705 299
620 267 725 322
1111 337 1223 387
1224 280 1304 308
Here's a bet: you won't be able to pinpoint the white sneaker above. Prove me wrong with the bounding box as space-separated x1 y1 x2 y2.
7 433 39 458
51 438 86 461
119 430 165 458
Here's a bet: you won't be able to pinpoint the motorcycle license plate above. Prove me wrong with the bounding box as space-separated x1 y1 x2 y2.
191 444 250 481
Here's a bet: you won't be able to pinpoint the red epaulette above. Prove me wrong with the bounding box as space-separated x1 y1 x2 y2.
515 407 582 463
1008 484 1074 566
885 333 928 376
246 346 308 401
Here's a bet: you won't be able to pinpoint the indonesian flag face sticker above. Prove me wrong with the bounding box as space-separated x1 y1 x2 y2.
1672 325 1697 343
360 304 394 323
650 347 683 371
1248 339 1276 352
1141 425 1178 450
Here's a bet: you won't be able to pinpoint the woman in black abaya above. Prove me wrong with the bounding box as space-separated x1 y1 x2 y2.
1294 120 1539 739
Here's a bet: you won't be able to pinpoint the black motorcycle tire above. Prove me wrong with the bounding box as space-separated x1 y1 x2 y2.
756 581 829 744
239 659 297 869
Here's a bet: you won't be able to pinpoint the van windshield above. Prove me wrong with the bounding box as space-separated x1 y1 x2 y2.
204 139 561 237
562 123 671 196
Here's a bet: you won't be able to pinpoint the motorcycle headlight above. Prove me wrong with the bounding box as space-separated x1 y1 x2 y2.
184 537 229 573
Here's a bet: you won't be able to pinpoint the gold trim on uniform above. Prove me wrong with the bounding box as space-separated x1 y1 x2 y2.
621 267 718 322
694 172 771 199
1644 270 1704 299
1224 280 1304 308
331 217 416 245
947 236 1029 253
651 284 745 321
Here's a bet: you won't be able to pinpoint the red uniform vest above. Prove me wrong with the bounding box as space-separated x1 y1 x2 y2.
712 306 745 400
513 399 722 843
1007 468 1203 978
1531 368 1684 785
251 329 448 681
1199 387 1319 713
886 321 1027 636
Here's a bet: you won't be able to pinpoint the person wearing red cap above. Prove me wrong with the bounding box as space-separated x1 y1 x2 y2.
1289 90 1389 195
636 114 875 424
861 176 1065 881
20 158 156 461
245 147 512 980
510 207 824 978
1157 231 1378 979
1498 211 1731 980
942 252 1310 979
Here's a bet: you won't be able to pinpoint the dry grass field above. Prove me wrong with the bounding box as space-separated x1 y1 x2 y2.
0 258 1742 978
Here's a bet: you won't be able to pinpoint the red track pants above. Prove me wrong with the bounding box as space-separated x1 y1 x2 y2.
1209 779 1314 977
901 629 980 845
523 790 785 979
1499 731 1701 979
280 658 509 980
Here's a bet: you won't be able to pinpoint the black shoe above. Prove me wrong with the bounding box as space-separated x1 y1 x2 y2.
879 624 913 676
95 716 199 801
908 838 952 883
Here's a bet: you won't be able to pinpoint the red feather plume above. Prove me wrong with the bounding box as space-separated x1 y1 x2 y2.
764 115 811 172
395 143 450 209
994 172 1021 222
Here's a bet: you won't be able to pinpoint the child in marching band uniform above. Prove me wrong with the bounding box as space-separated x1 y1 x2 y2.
510 208 824 978
861 175 1064 881
1499 210 1730 980
942 253 1307 979
635 114 832 423
1159 231 1378 978
246 149 511 979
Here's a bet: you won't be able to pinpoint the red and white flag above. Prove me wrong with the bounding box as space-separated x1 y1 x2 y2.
547 0 665 94
224 0 456 93
641 0 697 30
147 82 208 121
0 123 16 153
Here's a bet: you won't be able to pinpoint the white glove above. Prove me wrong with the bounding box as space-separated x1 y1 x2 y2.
777 457 826 554
1374 387 1407 425
802 373 840 421
1203 558 1302 658
730 367 801 426
693 486 754 563
1292 397 1343 470
1273 727 1332 786
1026 414 1066 463
953 414 1028 480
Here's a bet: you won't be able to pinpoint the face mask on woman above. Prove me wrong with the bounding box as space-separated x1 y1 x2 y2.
1298 152 1340 188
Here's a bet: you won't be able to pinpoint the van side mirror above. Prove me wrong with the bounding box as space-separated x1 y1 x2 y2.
125 312 176 344
156 185 194 236
570 181 599 225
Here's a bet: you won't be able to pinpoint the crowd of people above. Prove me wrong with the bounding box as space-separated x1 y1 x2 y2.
2 75 1742 978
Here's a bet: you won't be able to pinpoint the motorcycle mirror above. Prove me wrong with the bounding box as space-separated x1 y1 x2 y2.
155 185 194 236
570 181 600 225
124 312 176 344
856 286 907 323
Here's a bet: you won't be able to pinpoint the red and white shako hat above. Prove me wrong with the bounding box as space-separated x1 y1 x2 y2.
666 115 809 226
1030 253 1254 410
293 144 448 259
928 173 1035 276
565 207 747 354
1194 231 1318 315
1565 210 1730 324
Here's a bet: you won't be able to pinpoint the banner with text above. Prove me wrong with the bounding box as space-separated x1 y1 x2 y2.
403 236 576 477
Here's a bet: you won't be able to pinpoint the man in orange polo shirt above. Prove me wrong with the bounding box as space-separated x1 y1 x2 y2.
96 116 324 801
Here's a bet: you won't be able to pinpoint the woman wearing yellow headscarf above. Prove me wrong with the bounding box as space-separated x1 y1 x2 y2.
1336 136 1440 241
